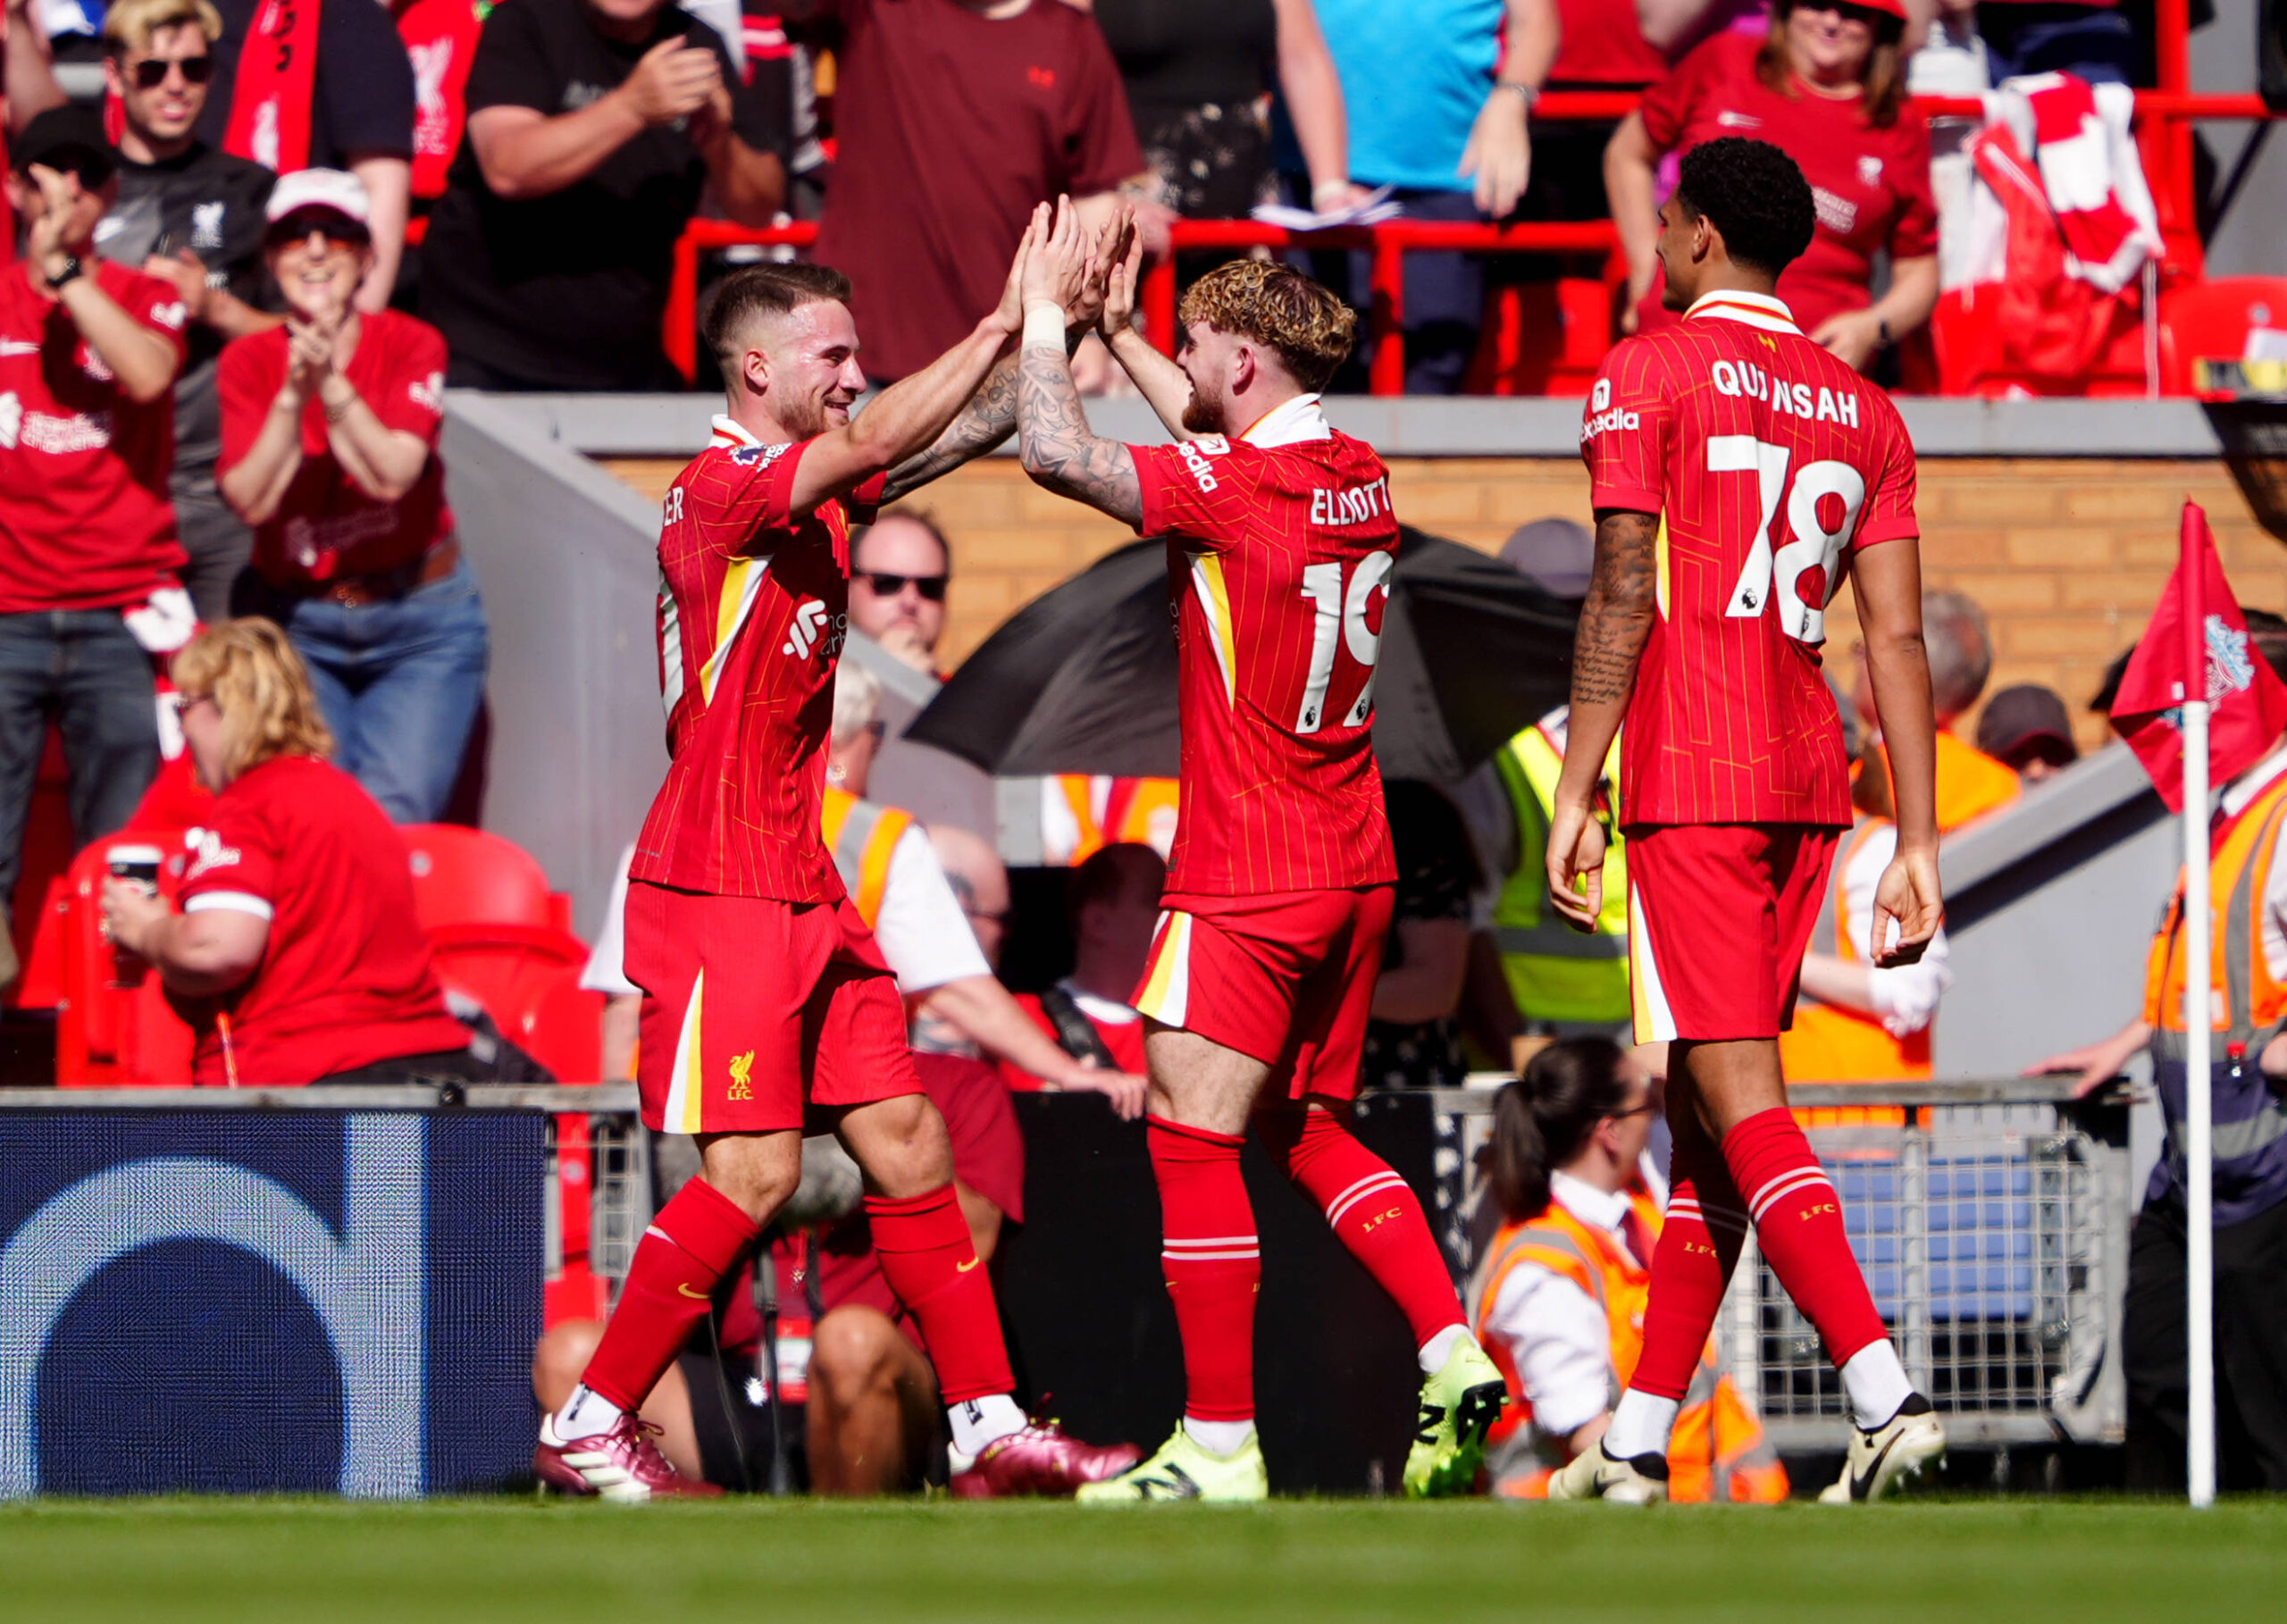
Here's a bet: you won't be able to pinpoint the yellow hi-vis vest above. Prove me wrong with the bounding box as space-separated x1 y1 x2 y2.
1492 722 1630 1026
819 785 914 931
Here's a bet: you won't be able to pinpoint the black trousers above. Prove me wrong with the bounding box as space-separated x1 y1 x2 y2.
2122 1191 2287 1491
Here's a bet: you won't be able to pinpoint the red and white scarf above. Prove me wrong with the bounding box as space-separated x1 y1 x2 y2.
222 0 323 175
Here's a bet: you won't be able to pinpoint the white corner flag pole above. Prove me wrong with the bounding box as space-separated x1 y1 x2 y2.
2179 500 2216 1510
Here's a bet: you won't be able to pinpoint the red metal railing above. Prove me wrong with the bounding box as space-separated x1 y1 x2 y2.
662 56 2280 393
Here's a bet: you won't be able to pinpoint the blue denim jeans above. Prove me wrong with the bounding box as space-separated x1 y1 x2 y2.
0 609 160 902
253 555 490 823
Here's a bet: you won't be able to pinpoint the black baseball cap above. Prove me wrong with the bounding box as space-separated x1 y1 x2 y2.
1977 683 2079 769
13 106 115 188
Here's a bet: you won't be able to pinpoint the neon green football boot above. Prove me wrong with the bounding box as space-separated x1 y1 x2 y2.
1075 1424 1269 1503
1404 1333 1509 1498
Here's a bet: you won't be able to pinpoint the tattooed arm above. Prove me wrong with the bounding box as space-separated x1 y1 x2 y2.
878 319 1102 503
1545 508 1659 931
1015 340 1143 525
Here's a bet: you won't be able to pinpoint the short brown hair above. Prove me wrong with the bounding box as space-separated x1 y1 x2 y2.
1177 260 1357 392
704 262 853 378
172 618 334 784
103 0 222 56
1755 0 1906 128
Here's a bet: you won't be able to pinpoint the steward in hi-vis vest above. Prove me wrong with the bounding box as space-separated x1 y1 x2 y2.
1492 710 1630 1031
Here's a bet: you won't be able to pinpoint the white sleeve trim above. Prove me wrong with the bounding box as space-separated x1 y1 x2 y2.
1483 1262 1613 1440
182 891 273 921
873 825 991 993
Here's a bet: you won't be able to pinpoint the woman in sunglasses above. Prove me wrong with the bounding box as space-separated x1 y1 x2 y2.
214 167 488 825
1604 0 1938 373
1466 1038 1789 1502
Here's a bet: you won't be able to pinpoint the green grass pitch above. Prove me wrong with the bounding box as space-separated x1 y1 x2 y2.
7 1496 2286 1622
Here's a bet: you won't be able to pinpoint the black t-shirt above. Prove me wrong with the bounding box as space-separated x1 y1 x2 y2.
195 0 417 168
1092 0 1274 119
417 0 791 389
100 143 278 477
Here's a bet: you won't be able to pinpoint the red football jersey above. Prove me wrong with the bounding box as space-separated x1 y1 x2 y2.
1580 289 1919 828
173 754 471 1084
1131 395 1399 896
632 418 882 901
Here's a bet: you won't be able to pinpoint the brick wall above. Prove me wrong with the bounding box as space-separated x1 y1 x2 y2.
599 454 2287 754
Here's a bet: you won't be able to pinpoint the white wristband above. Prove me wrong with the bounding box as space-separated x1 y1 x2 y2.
1023 300 1068 351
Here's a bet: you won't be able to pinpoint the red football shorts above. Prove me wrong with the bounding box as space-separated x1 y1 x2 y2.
624 881 919 1134
1623 824 1840 1044
1131 885 1395 1101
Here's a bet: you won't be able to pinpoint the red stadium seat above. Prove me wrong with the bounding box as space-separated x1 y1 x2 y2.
1467 278 1619 397
400 823 571 932
1930 285 2155 398
54 836 197 1087
2157 276 2287 395
428 919 592 1065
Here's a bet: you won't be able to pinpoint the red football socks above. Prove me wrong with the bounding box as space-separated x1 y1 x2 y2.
1629 1119 1749 1402
1147 1116 1260 1423
1724 1106 1889 1368
578 1176 759 1413
1262 1106 1464 1350
865 1183 1015 1404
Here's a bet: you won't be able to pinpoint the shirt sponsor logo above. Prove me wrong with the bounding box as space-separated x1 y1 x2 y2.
148 302 188 332
782 599 841 660
191 201 226 253
408 370 444 415
1580 402 1640 441
81 347 113 383
185 829 243 882
283 505 405 570
1710 359 1860 426
1309 476 1391 527
4 402 114 455
1812 185 1856 236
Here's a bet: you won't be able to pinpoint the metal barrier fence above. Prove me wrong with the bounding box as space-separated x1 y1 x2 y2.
1437 1076 2132 1452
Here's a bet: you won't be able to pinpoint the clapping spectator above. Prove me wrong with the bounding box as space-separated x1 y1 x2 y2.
194 0 415 312
216 169 487 823
98 0 281 624
1975 682 2081 784
849 510 951 678
1607 0 1939 373
0 107 188 942
419 0 788 389
1303 0 1560 393
98 619 481 1085
804 0 1144 385
1088 0 1358 222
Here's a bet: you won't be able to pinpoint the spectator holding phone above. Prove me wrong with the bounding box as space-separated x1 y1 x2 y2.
217 168 486 823
99 0 281 624
99 618 478 1085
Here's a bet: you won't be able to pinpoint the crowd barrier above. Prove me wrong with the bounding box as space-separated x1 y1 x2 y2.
0 1076 2134 1496
661 17 2281 396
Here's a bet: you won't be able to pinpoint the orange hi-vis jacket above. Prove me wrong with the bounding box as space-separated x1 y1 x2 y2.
820 785 915 931
1781 817 1926 1126
1468 1193 1787 1503
2143 765 2287 1051
1045 774 1179 866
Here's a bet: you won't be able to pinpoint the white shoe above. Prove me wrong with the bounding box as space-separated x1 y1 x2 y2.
1546 1442 1669 1504
1818 1395 1946 1503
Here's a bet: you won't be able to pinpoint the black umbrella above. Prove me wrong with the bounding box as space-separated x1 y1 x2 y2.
907 527 1580 783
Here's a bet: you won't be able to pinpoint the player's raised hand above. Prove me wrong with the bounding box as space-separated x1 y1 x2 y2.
1545 799 1607 933
1018 195 1092 314
1869 844 1943 967
1067 206 1133 335
1101 224 1145 339
991 203 1051 337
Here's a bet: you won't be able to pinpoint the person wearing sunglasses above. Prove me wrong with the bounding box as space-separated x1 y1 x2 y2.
1468 1038 1789 1503
1605 0 1939 374
848 510 951 678
100 0 282 625
216 167 487 825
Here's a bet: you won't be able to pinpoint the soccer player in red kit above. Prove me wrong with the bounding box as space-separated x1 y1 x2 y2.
535 214 1139 1501
1011 203 1507 1502
1546 138 1947 1504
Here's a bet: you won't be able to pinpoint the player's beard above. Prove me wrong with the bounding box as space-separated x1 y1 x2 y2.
1180 385 1225 435
780 391 850 439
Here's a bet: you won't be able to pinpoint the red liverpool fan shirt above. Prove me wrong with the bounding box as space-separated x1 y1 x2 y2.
1130 395 1399 896
1580 289 1919 829
633 417 884 901
217 308 454 585
1635 30 1936 340
172 753 471 1084
0 258 188 611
